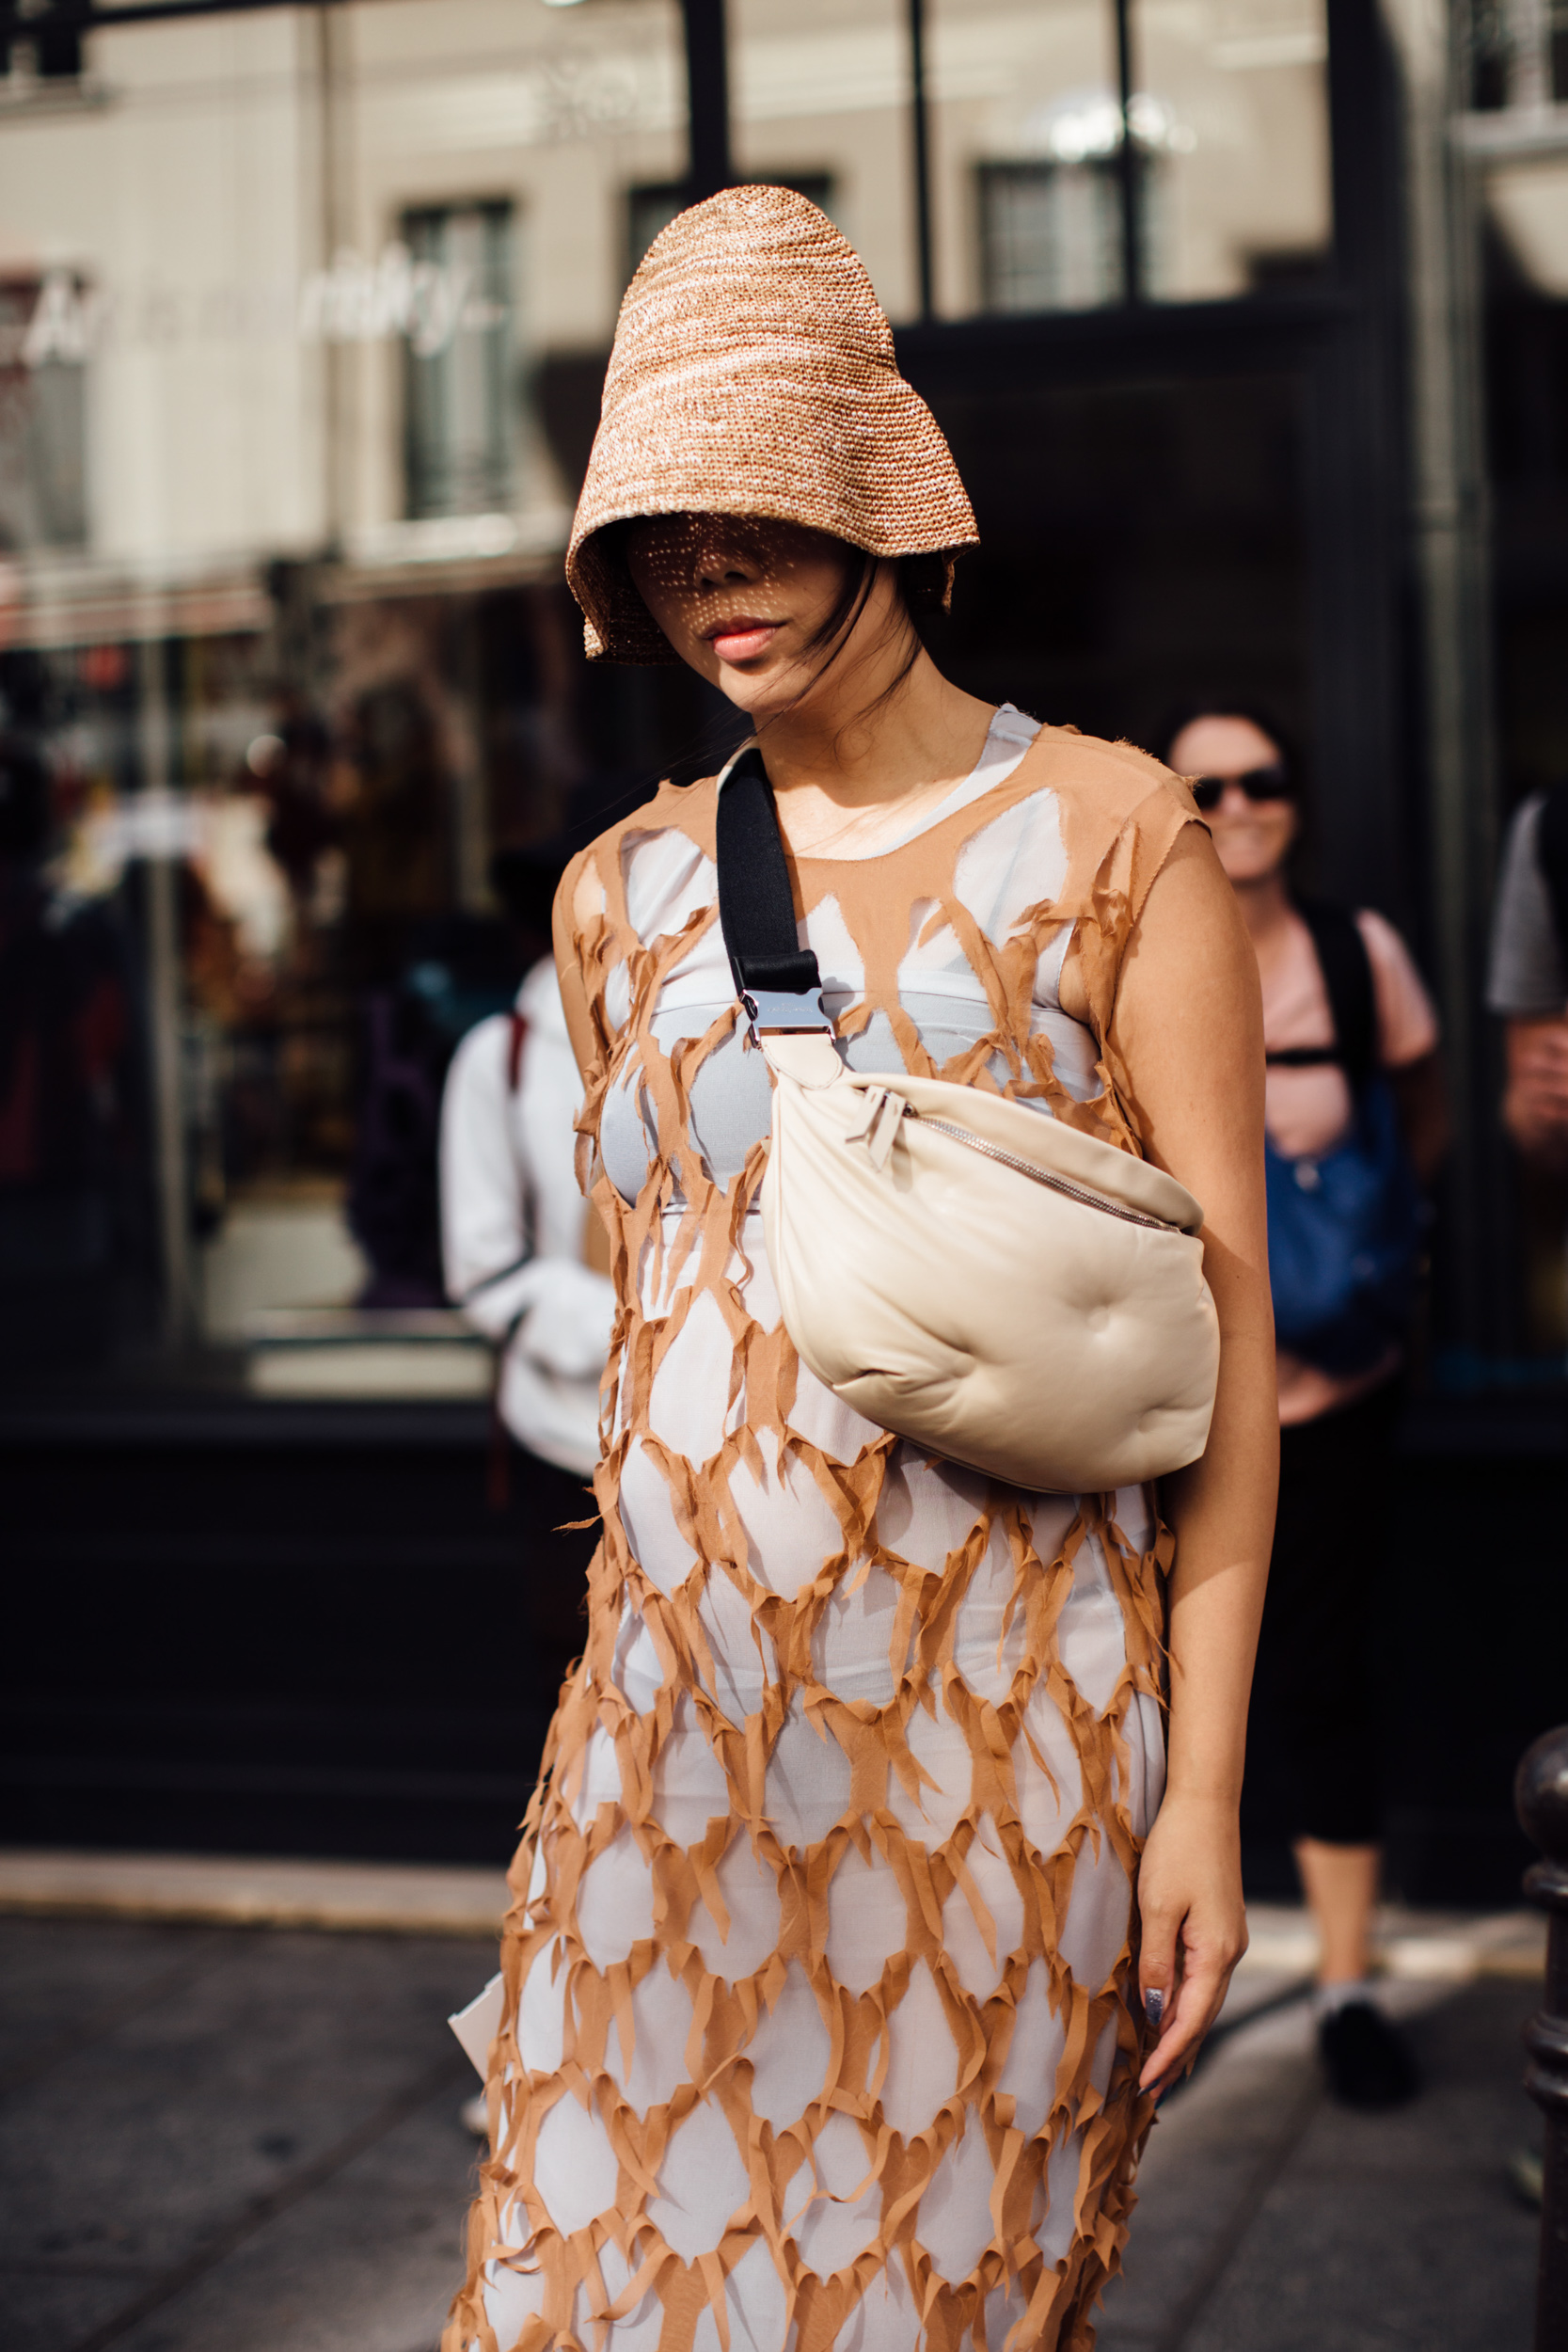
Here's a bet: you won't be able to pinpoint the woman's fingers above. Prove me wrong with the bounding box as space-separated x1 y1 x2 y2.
1137 1896 1180 2053
1137 1938 1230 2092
1133 1796 1250 2094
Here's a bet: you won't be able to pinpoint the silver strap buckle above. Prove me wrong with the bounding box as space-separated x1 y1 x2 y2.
739 986 834 1041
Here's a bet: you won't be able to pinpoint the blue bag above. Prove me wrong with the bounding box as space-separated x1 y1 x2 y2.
1264 902 1424 1375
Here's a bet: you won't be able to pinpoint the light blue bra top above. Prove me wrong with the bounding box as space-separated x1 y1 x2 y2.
599 991 1099 1208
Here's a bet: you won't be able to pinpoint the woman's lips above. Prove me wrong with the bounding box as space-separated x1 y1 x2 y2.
706 619 780 662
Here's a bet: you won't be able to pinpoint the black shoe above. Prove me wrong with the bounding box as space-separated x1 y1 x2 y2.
1317 1999 1419 2109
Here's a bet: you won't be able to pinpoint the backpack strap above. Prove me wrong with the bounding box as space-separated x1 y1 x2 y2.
715 745 832 1035
1271 898 1378 1095
1537 780 1568 969
506 1009 529 1093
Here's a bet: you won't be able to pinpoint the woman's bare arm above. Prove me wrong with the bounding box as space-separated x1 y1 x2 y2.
1108 825 1278 2092
553 865 614 1276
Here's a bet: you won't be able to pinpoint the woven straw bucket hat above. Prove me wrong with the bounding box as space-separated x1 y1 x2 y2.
566 184 979 663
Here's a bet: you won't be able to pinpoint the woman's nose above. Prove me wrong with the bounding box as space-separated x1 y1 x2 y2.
693 536 757 591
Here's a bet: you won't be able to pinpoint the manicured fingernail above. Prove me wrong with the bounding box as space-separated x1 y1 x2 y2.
1144 1988 1164 2030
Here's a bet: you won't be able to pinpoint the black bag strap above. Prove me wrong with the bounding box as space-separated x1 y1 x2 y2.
1274 898 1377 1095
715 745 825 1009
1537 780 1568 969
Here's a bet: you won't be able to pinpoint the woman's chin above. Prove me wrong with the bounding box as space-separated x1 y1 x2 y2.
1212 835 1284 886
712 662 800 722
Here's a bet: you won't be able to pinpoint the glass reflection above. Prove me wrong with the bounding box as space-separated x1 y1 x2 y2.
1133 0 1331 301
0 0 1338 1392
0 0 691 1388
927 0 1120 314
729 0 913 320
927 0 1329 313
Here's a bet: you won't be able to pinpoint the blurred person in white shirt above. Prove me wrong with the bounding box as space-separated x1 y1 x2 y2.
439 852 614 1709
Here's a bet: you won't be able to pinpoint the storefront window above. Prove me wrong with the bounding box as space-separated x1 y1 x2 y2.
403 201 520 523
0 274 88 548
927 0 1119 313
1465 0 1568 310
1466 0 1568 110
729 0 914 320
0 0 689 1396
1132 0 1331 301
976 153 1126 312
0 0 1341 1401
925 0 1329 314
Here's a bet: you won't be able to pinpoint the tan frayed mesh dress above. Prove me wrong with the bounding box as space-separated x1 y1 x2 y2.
446 708 1202 2352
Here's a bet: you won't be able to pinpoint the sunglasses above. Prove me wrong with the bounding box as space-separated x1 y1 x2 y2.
1189 764 1291 814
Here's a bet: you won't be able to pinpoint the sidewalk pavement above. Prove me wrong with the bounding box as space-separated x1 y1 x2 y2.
0 1853 1547 2352
1097 1969 1540 2351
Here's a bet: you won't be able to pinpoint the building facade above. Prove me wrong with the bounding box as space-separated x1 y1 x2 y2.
1 0 1564 1881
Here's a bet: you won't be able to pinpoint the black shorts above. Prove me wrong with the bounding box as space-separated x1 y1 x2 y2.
1244 1376 1402 1848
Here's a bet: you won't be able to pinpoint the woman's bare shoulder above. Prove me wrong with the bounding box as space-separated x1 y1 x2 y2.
557 774 719 933
1031 723 1199 818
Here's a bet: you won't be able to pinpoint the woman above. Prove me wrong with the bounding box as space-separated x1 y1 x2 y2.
1164 706 1448 2111
447 188 1275 2352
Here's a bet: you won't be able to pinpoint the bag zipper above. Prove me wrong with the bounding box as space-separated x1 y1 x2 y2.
904 1107 1173 1232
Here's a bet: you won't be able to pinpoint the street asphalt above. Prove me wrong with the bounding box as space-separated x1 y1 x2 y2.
0 1914 1543 2352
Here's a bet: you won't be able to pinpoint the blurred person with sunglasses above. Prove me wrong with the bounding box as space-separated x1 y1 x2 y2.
1164 704 1449 2109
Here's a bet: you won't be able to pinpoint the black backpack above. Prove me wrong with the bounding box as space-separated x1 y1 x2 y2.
1261 898 1423 1374
1266 898 1377 1096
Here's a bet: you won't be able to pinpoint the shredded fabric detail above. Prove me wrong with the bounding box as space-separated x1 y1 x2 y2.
444 723 1202 2352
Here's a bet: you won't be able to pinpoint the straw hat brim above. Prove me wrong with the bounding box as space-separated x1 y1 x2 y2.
568 361 978 665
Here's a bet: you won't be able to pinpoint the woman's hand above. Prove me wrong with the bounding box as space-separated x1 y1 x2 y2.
1135 1789 1249 2094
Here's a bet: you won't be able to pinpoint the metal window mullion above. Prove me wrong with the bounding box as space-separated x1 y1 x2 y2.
681 0 731 206
909 0 934 322
1113 0 1140 304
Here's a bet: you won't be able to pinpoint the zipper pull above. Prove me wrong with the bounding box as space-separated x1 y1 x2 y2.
847 1087 905 1171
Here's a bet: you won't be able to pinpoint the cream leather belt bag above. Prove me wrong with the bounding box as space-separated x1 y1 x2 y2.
716 747 1221 1495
